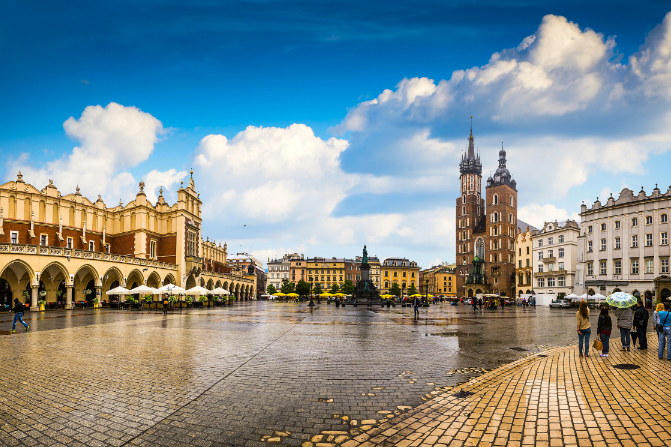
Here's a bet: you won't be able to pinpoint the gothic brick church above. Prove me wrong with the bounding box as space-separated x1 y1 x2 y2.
455 124 517 299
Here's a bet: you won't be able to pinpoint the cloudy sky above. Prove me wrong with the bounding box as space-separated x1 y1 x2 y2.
2 1 671 268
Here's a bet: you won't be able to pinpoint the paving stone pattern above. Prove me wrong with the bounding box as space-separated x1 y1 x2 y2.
0 302 606 446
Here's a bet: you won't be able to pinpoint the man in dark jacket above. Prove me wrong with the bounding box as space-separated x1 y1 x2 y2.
633 300 649 349
11 298 29 333
413 296 421 318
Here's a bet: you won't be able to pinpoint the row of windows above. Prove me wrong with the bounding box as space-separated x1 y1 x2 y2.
383 281 416 288
384 271 416 278
15 232 111 253
518 259 531 267
269 266 290 271
518 273 532 284
537 235 565 247
587 259 670 275
587 232 668 251
537 277 566 288
587 214 669 234
518 246 530 256
538 248 565 260
538 262 565 273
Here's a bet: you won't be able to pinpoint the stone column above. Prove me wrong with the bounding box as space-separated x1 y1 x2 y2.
95 286 102 307
31 285 38 311
66 285 73 309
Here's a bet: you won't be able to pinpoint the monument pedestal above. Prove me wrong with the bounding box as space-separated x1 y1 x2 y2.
346 263 381 305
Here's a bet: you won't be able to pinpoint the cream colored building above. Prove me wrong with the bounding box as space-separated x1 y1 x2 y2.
515 225 534 297
531 220 580 299
0 172 255 310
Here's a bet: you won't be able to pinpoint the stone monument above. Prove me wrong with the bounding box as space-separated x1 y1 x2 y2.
348 245 381 305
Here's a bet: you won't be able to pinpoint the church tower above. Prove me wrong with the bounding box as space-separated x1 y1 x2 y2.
456 118 484 267
484 144 517 298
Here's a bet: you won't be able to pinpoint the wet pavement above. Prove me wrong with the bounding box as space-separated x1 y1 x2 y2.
0 302 597 446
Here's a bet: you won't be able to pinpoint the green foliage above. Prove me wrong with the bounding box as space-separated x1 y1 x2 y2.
126 296 137 304
267 284 277 295
143 294 153 303
389 282 401 297
295 280 311 297
280 280 295 294
168 295 178 304
37 300 46 306
341 279 355 295
185 296 194 305
312 283 323 295
22 290 29 298
93 297 100 304
329 284 340 294
199 295 207 302
407 284 418 296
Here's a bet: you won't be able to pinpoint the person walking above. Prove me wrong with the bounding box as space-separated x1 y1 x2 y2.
11 298 29 333
633 300 649 350
615 305 633 351
657 302 671 360
413 296 421 318
576 301 591 357
472 297 477 311
596 307 612 358
653 302 664 336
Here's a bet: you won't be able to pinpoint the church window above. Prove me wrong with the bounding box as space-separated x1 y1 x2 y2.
510 196 514 207
475 238 484 259
462 206 465 215
493 194 498 205
469 176 473 191
477 206 480 214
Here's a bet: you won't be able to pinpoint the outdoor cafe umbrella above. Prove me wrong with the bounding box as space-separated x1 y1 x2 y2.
606 291 638 309
106 286 129 295
565 293 580 301
211 287 230 295
185 286 213 296
157 284 186 294
591 293 607 302
287 293 299 298
128 285 158 295
274 292 286 297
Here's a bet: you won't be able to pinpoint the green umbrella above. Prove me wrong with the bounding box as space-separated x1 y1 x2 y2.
605 292 638 309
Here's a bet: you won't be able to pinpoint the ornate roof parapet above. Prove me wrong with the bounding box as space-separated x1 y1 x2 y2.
584 184 671 215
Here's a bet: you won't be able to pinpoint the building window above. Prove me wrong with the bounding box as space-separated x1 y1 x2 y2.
614 260 622 275
646 259 654 274
662 214 668 224
558 248 564 258
548 277 555 287
558 235 564 243
493 194 498 205
40 234 48 246
588 226 593 234
632 217 638 227
646 216 653 225
615 220 621 229
600 239 606 251
615 237 621 249
548 263 554 272
150 240 157 260
588 241 593 252
67 237 73 249
587 263 593 276
519 260 522 268
632 235 638 248
538 252 543 260
601 223 607 231
538 240 543 247
548 249 553 258
645 233 653 246
538 264 543 273
661 232 668 246
559 262 564 270
548 237 553 245
526 259 530 267
187 231 197 256
662 259 669 274
518 274 523 284
558 277 565 287
10 231 18 244
631 259 639 274
89 241 94 251
600 261 606 275
462 206 465 215
537 278 545 288
526 247 530 255
106 244 111 254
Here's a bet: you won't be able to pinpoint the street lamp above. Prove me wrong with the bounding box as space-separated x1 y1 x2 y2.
424 278 429 304
308 277 315 307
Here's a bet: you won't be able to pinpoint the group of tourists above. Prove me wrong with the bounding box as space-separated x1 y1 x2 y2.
576 300 671 359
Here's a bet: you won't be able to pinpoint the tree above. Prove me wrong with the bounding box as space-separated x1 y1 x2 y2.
296 280 311 297
313 283 323 295
407 284 418 296
329 283 340 294
267 284 277 295
341 279 355 295
280 280 295 294
389 282 401 297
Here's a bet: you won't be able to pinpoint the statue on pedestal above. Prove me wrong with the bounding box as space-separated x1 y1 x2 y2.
362 245 368 265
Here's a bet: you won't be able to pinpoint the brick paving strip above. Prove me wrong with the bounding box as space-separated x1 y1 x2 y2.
329 335 671 447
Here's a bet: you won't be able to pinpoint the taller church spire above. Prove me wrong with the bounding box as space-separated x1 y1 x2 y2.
459 117 482 176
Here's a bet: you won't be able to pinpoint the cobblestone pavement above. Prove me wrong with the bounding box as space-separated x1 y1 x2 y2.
0 302 627 446
336 330 670 447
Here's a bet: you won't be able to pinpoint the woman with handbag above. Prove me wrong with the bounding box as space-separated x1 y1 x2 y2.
657 302 671 360
596 307 612 358
577 301 591 357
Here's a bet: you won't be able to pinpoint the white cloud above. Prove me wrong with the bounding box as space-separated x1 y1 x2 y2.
142 169 188 203
518 203 580 229
8 102 165 203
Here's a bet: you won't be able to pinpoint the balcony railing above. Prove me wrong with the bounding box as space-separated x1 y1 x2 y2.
542 257 557 263
534 269 568 278
0 243 178 270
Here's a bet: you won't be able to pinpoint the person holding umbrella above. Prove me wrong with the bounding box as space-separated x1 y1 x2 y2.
633 300 649 350
607 292 637 352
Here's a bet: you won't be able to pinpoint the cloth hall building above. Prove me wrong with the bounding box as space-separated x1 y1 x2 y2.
455 126 518 299
0 172 256 310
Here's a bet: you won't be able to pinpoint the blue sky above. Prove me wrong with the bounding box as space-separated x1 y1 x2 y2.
2 1 671 268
